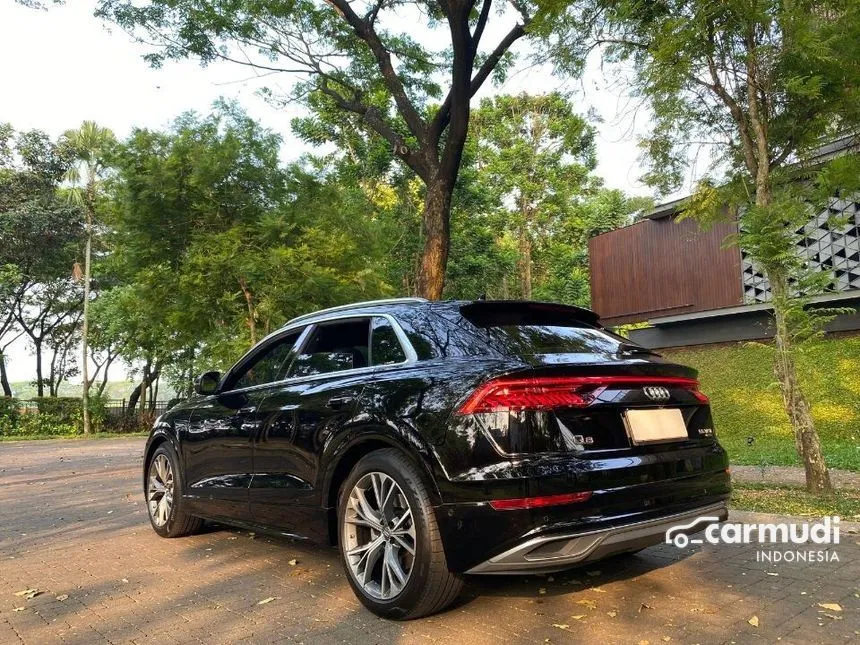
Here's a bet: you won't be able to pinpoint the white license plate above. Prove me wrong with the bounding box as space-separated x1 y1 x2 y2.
623 408 688 445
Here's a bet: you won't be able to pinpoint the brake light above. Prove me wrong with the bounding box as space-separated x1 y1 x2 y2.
489 491 592 511
458 375 705 414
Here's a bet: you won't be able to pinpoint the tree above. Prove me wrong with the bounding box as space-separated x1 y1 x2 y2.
0 126 83 396
582 0 860 492
14 280 83 397
104 105 393 395
472 92 598 298
63 122 116 433
96 0 587 299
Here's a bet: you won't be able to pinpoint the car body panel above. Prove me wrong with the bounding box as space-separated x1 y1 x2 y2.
144 298 731 574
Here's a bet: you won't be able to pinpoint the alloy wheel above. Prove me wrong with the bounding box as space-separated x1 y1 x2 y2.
343 471 416 600
147 454 174 528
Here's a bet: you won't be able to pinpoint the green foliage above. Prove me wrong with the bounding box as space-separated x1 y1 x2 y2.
665 337 860 471
0 396 108 436
105 104 394 380
0 397 20 435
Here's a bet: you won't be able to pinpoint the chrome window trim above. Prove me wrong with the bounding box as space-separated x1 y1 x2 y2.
285 298 427 327
218 312 416 396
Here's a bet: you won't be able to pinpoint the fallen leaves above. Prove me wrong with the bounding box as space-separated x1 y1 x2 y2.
552 624 570 631
55 594 69 602
576 599 597 610
639 603 653 613
817 603 842 612
748 616 759 628
14 589 41 599
571 614 586 620
13 607 25 612
606 611 617 618
256 597 277 605
288 559 298 566
539 588 547 595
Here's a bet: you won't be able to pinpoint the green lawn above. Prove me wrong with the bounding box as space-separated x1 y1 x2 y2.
730 482 860 519
665 336 860 472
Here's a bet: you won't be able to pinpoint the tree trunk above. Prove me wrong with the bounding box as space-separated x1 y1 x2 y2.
769 275 833 494
416 177 453 300
0 354 11 397
81 212 93 434
151 374 159 411
97 351 116 397
238 276 257 346
518 227 533 299
141 362 149 413
127 363 159 413
34 340 44 397
754 170 832 494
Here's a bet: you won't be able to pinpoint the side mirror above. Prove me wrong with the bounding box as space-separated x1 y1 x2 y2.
194 371 221 395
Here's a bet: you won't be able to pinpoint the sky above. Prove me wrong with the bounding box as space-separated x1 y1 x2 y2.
0 0 663 384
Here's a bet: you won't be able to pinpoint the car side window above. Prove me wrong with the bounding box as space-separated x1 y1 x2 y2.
288 318 371 378
371 317 407 366
230 330 301 390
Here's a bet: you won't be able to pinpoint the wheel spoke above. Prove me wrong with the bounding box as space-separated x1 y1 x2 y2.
384 543 408 594
391 532 415 556
342 470 415 600
350 486 383 531
390 507 412 532
148 455 174 528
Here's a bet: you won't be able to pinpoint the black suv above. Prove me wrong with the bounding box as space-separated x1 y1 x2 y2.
144 298 730 619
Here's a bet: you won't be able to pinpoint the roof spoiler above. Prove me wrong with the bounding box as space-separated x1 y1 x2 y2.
459 300 601 326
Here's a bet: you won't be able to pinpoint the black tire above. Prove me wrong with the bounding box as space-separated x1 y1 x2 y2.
145 442 203 538
337 448 463 619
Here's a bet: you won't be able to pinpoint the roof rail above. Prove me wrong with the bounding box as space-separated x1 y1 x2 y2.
286 297 428 326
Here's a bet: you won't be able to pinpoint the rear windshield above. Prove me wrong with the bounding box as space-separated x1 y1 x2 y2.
478 324 629 357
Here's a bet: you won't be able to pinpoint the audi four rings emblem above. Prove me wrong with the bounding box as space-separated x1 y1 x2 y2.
643 386 671 402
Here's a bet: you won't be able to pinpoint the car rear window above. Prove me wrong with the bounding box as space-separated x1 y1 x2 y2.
477 324 627 356
456 301 634 358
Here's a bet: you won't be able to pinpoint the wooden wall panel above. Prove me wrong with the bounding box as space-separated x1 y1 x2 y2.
589 216 743 326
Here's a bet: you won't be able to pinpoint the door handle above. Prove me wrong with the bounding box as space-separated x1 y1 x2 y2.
326 396 354 410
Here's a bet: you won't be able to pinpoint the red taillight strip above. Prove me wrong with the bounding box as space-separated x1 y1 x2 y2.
489 491 592 511
458 375 706 414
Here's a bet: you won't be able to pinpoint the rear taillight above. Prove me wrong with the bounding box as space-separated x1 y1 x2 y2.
489 491 592 511
457 375 706 414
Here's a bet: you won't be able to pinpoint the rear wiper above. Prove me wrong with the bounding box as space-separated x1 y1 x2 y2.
618 343 661 357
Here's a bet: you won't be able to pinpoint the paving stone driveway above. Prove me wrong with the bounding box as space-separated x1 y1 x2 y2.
0 438 857 645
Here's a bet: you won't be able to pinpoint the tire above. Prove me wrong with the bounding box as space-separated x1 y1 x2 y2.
337 448 463 619
145 442 203 538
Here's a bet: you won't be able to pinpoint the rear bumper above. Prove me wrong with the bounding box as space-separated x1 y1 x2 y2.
466 501 728 574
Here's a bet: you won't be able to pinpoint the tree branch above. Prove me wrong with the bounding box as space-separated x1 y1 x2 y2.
429 21 527 145
325 0 427 142
317 79 431 180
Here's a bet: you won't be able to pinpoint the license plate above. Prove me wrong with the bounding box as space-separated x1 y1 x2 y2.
623 408 688 445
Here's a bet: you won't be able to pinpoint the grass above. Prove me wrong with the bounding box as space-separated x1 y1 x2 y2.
730 482 860 520
665 336 860 472
0 431 148 442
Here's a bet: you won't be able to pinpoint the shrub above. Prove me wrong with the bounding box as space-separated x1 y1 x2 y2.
0 396 110 436
0 397 20 435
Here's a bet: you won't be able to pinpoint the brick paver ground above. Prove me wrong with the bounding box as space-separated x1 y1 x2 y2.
0 437 858 645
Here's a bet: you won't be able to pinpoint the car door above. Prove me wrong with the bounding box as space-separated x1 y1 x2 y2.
181 328 303 521
251 316 396 534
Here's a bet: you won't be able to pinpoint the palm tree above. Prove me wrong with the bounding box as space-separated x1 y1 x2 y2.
63 122 115 434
